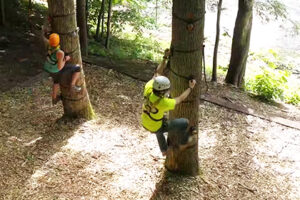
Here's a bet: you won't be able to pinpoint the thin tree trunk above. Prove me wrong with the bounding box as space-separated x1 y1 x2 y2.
105 0 112 49
225 0 253 87
165 0 205 175
100 10 105 39
77 0 88 56
96 0 105 40
86 0 89 36
0 0 5 26
47 0 95 119
212 0 223 82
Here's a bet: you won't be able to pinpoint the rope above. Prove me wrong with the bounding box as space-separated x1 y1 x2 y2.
50 12 76 18
56 27 79 36
173 13 202 24
167 62 191 80
172 46 202 54
62 95 86 102
63 47 79 56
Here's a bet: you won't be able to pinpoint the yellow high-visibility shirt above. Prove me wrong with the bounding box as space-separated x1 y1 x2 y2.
141 79 176 132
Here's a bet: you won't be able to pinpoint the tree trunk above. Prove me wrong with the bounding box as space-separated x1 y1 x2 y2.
212 0 223 82
100 10 105 39
96 0 105 41
105 0 112 49
86 0 89 36
165 0 205 175
77 0 88 56
47 0 95 119
0 0 5 26
225 0 253 87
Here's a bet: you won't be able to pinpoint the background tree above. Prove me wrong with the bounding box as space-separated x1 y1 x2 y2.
225 0 254 87
95 0 106 41
47 0 95 119
212 0 223 82
165 0 205 175
104 0 112 48
77 0 88 56
0 0 5 26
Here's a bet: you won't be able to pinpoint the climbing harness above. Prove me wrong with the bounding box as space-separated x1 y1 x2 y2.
143 92 163 122
46 45 60 65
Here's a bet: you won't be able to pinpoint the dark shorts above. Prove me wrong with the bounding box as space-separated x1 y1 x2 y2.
49 64 81 84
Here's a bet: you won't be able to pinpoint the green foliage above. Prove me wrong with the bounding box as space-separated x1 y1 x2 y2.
246 49 300 105
245 68 288 101
285 90 300 105
88 33 167 61
255 0 287 22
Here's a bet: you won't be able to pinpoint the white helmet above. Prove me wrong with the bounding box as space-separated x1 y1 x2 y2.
153 76 170 91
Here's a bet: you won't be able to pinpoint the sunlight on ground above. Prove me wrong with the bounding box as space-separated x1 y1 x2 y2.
246 115 300 199
25 120 164 199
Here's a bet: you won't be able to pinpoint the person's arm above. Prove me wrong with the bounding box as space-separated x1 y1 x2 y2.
56 50 70 70
174 79 196 105
153 49 170 78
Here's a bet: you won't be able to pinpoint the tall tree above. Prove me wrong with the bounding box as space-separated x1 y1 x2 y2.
212 0 223 82
0 0 5 26
225 0 253 87
165 0 205 175
105 0 112 48
47 0 95 119
77 0 88 56
95 0 106 41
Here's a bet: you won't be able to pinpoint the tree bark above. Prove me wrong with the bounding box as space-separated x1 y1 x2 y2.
0 0 5 26
96 0 105 41
225 0 253 87
212 0 223 82
76 0 88 56
47 0 95 119
105 0 112 49
165 0 205 175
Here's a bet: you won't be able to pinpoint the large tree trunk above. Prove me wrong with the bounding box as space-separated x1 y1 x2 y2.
0 0 5 26
77 0 88 56
225 0 253 87
165 0 205 175
47 0 95 119
95 0 105 41
105 0 112 49
212 0 223 82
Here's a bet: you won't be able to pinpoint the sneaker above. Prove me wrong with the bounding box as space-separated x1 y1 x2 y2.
72 85 82 92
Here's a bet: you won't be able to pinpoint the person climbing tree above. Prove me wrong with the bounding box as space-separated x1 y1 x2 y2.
141 49 197 156
42 31 81 105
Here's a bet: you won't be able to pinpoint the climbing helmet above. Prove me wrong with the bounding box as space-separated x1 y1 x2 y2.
153 76 170 91
49 33 60 47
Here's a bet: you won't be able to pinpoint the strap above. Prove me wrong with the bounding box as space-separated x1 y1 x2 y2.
173 13 202 24
50 12 76 18
143 110 163 122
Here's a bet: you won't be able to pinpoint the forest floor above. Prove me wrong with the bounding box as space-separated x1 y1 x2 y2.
1 28 300 200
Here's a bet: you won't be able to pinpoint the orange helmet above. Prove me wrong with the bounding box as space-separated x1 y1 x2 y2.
49 33 60 47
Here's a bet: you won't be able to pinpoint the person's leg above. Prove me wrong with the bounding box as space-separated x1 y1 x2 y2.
167 118 192 145
52 83 61 105
68 65 81 92
155 122 168 155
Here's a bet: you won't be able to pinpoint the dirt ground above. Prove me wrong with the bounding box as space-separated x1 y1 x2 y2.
1 24 300 200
